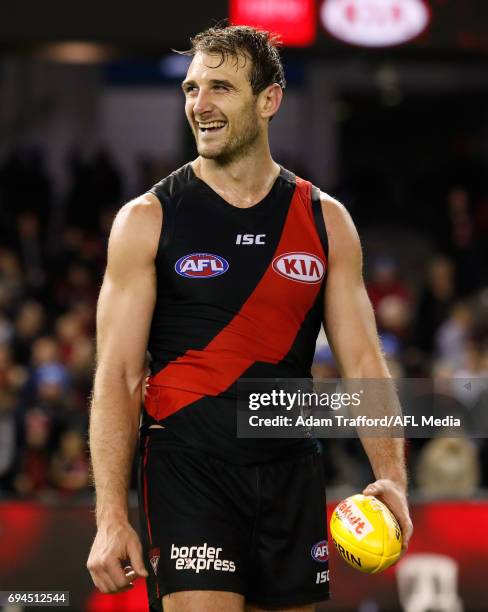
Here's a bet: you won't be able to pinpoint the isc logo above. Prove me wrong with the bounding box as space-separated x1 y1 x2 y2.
272 252 325 284
236 234 266 245
175 253 229 278
311 540 329 563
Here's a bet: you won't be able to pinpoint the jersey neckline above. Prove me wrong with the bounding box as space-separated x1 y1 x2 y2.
187 162 294 214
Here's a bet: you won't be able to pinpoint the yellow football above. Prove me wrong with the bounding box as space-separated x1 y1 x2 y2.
330 494 402 573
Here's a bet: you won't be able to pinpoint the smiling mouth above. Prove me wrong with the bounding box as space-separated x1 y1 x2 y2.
198 121 227 133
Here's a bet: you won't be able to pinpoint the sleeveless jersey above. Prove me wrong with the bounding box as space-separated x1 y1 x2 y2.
142 163 328 463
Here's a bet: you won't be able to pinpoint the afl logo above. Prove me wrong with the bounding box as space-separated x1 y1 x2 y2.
272 252 325 284
175 253 229 278
311 540 329 563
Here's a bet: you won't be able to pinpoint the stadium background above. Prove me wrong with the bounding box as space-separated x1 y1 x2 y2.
0 1 487 610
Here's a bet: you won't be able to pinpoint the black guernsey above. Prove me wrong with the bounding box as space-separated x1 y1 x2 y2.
142 163 328 463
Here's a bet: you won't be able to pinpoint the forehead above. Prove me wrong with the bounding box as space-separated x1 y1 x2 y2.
186 51 251 84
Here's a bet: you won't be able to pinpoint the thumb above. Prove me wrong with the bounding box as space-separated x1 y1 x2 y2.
127 537 148 577
363 482 380 496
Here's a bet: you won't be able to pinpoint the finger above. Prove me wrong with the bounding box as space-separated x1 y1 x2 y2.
124 565 137 585
383 499 411 546
104 559 136 590
400 517 414 549
124 564 137 579
362 482 413 549
363 482 377 496
95 570 120 594
127 538 148 577
100 567 134 594
385 503 412 552
87 565 115 594
101 580 133 594
363 479 389 496
364 481 405 517
113 583 134 593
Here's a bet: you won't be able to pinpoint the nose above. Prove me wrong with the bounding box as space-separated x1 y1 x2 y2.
192 87 213 117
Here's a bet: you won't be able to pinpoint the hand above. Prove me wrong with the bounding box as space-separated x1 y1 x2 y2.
363 478 413 554
87 519 148 593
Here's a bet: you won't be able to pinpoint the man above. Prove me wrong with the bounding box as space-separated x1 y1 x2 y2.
87 25 413 612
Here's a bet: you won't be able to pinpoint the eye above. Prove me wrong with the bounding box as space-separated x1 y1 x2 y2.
213 85 228 92
183 85 198 95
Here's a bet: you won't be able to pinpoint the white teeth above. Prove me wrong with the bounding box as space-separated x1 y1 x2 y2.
198 121 226 130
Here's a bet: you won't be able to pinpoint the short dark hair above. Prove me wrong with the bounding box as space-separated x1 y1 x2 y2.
177 24 286 95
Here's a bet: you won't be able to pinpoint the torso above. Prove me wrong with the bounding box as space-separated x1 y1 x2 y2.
142 163 328 463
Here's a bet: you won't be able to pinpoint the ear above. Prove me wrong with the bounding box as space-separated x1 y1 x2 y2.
258 84 283 120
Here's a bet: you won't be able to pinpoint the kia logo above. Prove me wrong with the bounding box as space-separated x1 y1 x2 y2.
272 252 325 284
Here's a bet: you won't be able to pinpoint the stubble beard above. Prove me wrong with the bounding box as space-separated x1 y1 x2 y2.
195 106 261 166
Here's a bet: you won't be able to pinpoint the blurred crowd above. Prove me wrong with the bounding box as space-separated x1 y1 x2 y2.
0 144 487 501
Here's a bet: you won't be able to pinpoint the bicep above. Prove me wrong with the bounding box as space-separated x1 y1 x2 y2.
322 197 385 377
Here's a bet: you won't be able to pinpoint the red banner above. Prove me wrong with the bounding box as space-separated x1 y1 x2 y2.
229 0 317 47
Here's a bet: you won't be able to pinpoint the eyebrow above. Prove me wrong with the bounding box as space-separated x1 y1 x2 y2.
181 78 235 90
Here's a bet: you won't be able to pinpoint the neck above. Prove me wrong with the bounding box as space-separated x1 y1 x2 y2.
192 141 280 208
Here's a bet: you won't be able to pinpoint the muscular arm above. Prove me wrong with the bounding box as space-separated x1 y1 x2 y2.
87 193 161 591
321 194 413 548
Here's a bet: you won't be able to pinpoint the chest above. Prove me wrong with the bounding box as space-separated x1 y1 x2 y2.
157 195 325 311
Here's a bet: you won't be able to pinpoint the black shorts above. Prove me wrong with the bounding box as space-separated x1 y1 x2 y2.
138 428 330 610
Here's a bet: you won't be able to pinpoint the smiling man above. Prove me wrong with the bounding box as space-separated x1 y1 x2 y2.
87 25 412 612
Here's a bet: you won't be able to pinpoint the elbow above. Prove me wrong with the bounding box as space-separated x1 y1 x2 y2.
93 364 145 400
341 352 391 379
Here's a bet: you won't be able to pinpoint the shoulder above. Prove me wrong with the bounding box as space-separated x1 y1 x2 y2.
319 191 361 264
150 163 196 203
115 192 161 227
109 192 162 263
